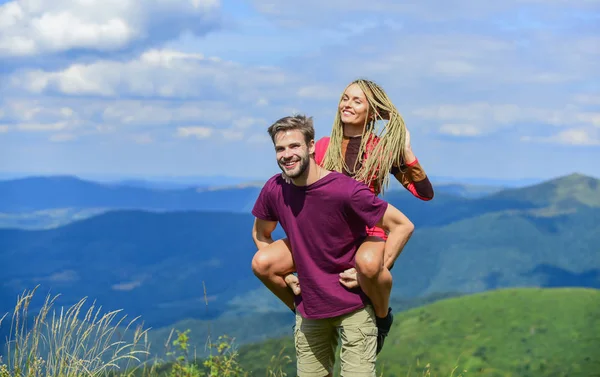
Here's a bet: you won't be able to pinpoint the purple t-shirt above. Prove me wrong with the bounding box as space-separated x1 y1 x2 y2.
252 171 388 319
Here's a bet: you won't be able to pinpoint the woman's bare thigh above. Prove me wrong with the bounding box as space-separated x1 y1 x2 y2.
356 236 386 257
260 238 296 275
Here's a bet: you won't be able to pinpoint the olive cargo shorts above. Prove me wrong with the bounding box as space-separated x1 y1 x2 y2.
294 305 378 377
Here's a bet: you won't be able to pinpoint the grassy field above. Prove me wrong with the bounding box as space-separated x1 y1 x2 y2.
236 288 600 377
1 287 598 376
376 287 600 377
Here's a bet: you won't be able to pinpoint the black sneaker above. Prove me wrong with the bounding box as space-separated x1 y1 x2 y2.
375 307 394 354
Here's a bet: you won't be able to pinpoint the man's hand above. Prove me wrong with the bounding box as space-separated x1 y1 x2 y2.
377 204 414 270
339 267 359 289
284 274 301 295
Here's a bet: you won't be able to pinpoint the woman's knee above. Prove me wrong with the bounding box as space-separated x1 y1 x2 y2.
355 248 384 279
382 267 393 287
251 240 295 277
251 249 273 277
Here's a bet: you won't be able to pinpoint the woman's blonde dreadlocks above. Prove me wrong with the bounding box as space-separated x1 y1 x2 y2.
321 79 408 194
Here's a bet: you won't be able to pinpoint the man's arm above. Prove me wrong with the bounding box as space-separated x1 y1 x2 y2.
252 218 278 250
376 204 415 270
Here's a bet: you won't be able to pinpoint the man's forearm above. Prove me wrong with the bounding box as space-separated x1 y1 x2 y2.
253 234 274 250
383 224 414 270
251 218 278 250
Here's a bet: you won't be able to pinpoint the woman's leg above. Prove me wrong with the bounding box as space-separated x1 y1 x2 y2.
251 238 297 311
343 235 394 354
352 236 393 318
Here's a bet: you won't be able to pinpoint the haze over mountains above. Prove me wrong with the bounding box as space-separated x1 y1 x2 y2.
1 172 598 333
0 174 507 215
0 175 262 214
0 174 504 229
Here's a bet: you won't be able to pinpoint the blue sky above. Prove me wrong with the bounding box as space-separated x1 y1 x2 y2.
0 0 598 182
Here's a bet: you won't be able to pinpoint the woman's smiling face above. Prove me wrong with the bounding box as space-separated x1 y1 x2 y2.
339 83 370 127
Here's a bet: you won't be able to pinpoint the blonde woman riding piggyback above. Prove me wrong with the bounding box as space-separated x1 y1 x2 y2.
251 78 434 354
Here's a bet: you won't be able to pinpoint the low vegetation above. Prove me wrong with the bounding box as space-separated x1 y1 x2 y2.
1 287 598 377
0 288 471 377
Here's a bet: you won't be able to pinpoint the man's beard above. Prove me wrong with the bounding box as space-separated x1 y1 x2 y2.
279 154 309 179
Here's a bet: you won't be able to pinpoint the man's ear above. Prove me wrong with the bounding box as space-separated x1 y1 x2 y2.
308 139 315 155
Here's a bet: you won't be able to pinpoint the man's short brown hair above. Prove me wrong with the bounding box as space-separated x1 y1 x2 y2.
267 114 315 145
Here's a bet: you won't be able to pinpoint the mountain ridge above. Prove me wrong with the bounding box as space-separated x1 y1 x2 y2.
1 201 597 327
487 172 600 209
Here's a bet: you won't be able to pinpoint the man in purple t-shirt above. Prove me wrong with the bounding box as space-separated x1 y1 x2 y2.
252 114 415 377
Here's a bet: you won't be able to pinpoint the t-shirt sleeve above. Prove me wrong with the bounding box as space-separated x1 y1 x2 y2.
347 181 388 228
251 177 279 222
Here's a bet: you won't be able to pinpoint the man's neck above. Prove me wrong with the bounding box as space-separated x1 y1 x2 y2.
291 160 323 186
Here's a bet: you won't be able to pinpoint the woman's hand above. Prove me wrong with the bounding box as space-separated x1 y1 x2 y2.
281 173 291 184
403 128 416 164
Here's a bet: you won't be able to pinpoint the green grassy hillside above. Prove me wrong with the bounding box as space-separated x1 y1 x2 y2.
141 292 461 359
489 173 600 210
237 288 600 377
391 207 600 298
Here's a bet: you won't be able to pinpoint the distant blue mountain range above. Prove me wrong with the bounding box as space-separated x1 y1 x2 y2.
0 173 598 331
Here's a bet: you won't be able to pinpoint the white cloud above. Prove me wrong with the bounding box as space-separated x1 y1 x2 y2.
413 103 599 135
575 112 600 127
297 85 339 100
574 95 600 106
251 0 599 24
221 129 244 140
12 48 294 100
112 279 144 291
49 133 77 142
232 117 266 129
176 126 251 141
16 122 68 132
1 99 81 124
0 97 298 143
60 107 74 118
432 60 477 77
247 133 271 144
267 6 597 114
522 128 600 146
439 124 482 137
132 133 153 144
44 270 79 283
1 0 598 179
344 31 596 91
96 124 117 134
0 0 221 57
176 126 213 139
256 98 269 106
100 100 233 126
